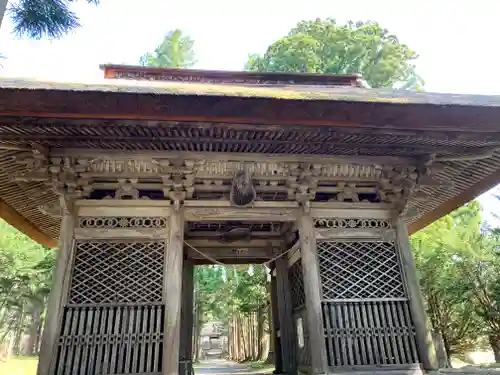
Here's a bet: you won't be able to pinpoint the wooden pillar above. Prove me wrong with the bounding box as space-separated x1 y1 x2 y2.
297 210 328 375
270 270 283 373
37 205 75 375
395 217 438 371
275 257 296 375
179 259 195 375
164 207 185 375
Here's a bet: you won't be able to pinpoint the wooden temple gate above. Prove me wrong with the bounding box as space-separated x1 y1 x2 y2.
24 153 437 375
1 65 500 375
34 194 435 375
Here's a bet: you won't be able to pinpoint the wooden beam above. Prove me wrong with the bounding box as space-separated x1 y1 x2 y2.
185 247 274 260
8 133 487 154
185 231 282 238
3 84 500 131
395 217 438 370
74 228 170 240
164 209 185 375
315 228 396 241
275 257 296 374
184 206 298 222
310 205 392 219
77 203 171 218
269 273 283 373
37 208 75 375
54 149 420 167
192 258 270 265
185 239 282 248
0 199 56 248
298 210 329 374
179 260 194 375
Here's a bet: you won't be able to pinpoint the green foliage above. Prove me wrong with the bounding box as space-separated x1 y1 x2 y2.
0 220 54 353
412 202 486 358
193 264 270 361
194 265 268 323
7 0 100 39
139 29 196 69
412 201 500 359
245 18 423 89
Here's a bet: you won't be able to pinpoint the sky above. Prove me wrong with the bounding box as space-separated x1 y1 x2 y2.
0 0 498 222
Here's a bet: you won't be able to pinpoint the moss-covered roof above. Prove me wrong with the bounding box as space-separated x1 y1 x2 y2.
1 77 500 106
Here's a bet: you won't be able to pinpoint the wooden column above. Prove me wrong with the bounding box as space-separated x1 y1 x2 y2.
275 257 296 375
179 259 195 375
298 210 328 375
395 217 438 371
37 206 75 375
164 207 185 375
270 271 283 373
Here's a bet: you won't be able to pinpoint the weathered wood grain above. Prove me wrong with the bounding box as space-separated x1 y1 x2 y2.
37 209 75 375
395 217 438 371
298 211 329 374
164 209 185 375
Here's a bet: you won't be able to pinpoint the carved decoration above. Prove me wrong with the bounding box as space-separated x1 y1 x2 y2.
12 151 444 210
314 218 392 229
38 201 63 217
79 216 168 229
229 165 257 207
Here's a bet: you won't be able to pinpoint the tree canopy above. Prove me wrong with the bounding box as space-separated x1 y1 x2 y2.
245 18 423 89
412 201 500 362
139 29 196 69
1 0 100 39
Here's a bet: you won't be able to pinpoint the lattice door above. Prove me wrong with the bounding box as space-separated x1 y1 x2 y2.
54 240 165 375
288 259 305 310
317 239 418 367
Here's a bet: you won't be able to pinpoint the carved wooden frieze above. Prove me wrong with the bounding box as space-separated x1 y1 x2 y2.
12 150 443 212
197 161 289 178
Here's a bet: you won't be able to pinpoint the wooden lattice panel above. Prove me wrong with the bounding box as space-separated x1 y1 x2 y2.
68 241 165 305
317 241 406 300
322 300 418 366
79 216 168 229
288 260 305 309
55 239 167 375
56 305 164 375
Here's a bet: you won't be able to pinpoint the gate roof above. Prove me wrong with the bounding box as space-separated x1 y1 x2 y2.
1 66 499 246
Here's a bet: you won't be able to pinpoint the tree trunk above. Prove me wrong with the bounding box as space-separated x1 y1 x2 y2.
250 313 255 360
36 314 43 355
192 301 203 362
0 0 8 33
489 334 500 363
14 307 24 355
258 305 267 360
28 309 42 356
4 333 14 362
236 314 242 361
240 314 247 361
